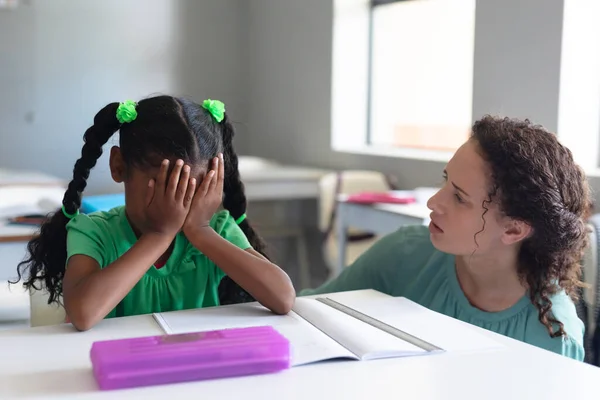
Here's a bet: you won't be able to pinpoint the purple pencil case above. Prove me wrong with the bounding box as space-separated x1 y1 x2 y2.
90 325 291 390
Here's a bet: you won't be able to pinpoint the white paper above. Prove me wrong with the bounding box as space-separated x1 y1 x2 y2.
293 297 426 359
335 296 505 354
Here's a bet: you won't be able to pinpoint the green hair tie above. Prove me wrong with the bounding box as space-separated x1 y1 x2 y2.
116 100 138 124
235 213 247 225
202 99 226 123
61 205 80 219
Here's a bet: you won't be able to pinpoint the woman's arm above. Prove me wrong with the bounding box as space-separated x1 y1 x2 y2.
299 230 408 296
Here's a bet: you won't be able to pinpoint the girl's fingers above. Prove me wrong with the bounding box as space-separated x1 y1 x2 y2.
167 159 184 197
156 159 169 194
146 179 156 207
176 164 191 202
199 170 215 198
184 178 197 208
215 154 225 194
208 157 220 192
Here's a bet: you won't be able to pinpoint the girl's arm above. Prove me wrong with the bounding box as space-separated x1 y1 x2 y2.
184 155 295 314
63 233 172 331
186 227 295 314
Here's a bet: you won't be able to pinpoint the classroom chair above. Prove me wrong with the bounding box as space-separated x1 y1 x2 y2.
579 215 600 365
29 285 65 327
318 170 395 277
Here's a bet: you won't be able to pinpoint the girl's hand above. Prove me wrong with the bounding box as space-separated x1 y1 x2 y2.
145 159 196 238
183 153 224 237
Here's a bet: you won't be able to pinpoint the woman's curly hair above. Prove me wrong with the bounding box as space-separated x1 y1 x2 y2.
471 115 592 338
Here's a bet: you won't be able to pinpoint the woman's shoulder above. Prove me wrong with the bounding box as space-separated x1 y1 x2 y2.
378 224 436 253
361 225 450 293
374 225 443 270
350 224 438 271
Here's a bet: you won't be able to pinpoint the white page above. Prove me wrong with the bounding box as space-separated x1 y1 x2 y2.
293 297 426 360
153 302 356 366
331 295 504 354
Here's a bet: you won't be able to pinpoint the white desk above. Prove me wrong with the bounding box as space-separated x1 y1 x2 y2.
0 296 598 399
242 165 329 201
334 199 430 275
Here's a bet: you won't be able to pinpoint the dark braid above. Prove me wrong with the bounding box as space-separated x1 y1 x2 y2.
217 114 271 305
11 103 121 304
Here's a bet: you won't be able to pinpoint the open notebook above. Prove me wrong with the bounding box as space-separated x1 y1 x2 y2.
153 290 504 366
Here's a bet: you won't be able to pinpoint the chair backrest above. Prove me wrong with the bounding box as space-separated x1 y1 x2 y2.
582 224 598 331
583 215 600 366
318 170 392 235
29 287 65 327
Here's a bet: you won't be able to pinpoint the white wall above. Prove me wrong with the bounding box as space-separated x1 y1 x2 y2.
472 0 564 130
0 0 246 194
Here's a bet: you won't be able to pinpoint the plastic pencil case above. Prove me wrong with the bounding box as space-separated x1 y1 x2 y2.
90 325 291 390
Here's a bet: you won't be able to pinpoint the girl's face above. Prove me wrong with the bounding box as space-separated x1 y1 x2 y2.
426 140 530 256
109 147 206 235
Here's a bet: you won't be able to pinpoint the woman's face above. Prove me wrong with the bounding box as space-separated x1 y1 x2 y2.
426 140 521 256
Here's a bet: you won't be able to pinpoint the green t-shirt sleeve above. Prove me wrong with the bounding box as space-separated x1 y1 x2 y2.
300 225 437 297
210 210 252 250
209 210 252 281
65 214 106 267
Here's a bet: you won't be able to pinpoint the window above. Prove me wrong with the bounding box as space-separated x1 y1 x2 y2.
331 0 476 160
369 0 475 151
557 0 600 172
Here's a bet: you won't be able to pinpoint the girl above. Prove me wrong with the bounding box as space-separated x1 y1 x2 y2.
302 115 591 361
14 96 295 331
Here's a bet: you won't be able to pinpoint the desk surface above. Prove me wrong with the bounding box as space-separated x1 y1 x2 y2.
0 298 598 399
371 202 431 219
242 164 329 201
337 195 431 220
241 165 329 182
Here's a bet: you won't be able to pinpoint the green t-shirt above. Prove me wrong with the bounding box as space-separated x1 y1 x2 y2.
66 206 251 318
301 225 585 361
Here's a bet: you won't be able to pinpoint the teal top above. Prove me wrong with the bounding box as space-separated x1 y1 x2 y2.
66 206 252 318
301 225 585 361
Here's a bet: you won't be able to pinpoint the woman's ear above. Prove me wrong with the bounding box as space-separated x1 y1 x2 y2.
109 146 126 183
501 219 533 245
